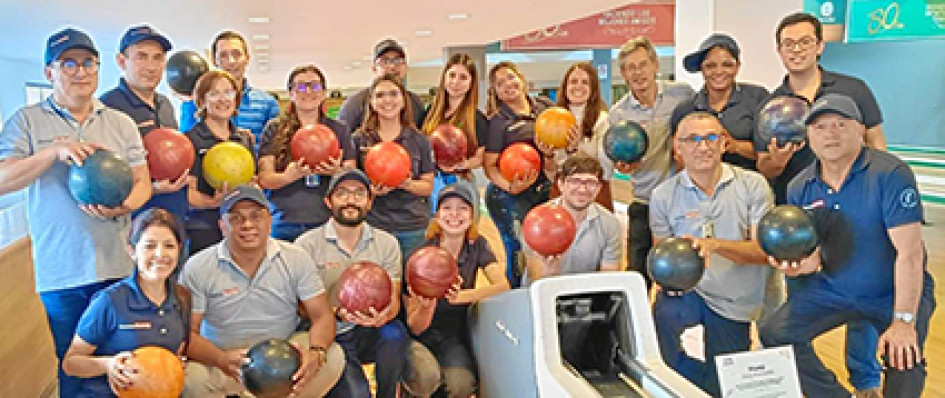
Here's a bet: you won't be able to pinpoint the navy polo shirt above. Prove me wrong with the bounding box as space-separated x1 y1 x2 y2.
787 148 922 300
352 126 435 232
75 276 186 397
258 116 356 226
338 88 426 132
100 78 188 220
419 236 497 337
670 83 769 170
484 97 553 189
184 120 254 230
758 69 883 204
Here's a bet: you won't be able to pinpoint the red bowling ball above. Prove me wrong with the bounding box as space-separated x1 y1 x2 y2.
498 142 541 185
406 246 460 298
142 128 195 181
364 141 412 188
336 261 393 314
430 124 468 169
290 124 341 169
522 204 577 257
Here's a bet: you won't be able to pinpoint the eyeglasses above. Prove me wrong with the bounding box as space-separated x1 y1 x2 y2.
779 36 818 51
376 57 406 67
292 81 324 93
206 89 238 101
53 58 100 76
702 60 738 71
678 133 721 145
564 177 601 190
223 209 269 225
331 188 369 201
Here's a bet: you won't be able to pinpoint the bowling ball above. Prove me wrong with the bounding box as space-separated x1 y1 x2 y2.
117 346 184 398
522 204 577 257
535 107 577 149
604 120 648 163
757 96 810 147
430 124 468 168
758 205 819 262
166 50 209 96
336 261 393 314
242 339 301 398
68 149 134 207
406 246 460 298
202 142 255 190
647 238 705 293
290 124 341 169
363 141 411 188
143 128 195 181
498 142 541 184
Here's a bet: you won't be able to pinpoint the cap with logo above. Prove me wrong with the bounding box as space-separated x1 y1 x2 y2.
119 25 172 53
45 27 99 65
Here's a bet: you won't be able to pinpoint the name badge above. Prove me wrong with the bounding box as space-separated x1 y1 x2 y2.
119 321 153 330
305 174 319 188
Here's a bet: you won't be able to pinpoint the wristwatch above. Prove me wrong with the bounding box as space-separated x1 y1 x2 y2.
894 311 916 324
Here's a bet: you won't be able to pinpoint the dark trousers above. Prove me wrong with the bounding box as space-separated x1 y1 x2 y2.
484 181 549 288
39 279 121 397
760 273 936 398
627 203 653 289
327 320 410 398
653 290 751 397
418 328 478 398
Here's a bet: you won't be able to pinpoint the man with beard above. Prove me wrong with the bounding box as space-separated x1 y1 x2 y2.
180 185 344 396
294 169 411 397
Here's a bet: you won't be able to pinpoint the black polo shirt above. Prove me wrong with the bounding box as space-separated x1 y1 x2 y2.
670 83 770 170
756 69 883 204
417 236 497 338
418 107 490 151
184 121 254 230
338 88 425 132
352 126 435 232
258 116 356 226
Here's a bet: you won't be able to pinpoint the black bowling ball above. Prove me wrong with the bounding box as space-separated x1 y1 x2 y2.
647 237 704 293
758 205 819 262
242 339 301 398
166 50 209 96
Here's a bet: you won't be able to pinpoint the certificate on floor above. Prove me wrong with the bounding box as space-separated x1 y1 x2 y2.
715 345 802 398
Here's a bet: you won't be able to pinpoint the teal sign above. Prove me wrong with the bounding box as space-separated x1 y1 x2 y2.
805 0 848 24
846 0 945 42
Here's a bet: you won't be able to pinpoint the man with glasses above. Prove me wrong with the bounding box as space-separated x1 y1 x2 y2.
294 169 411 398
337 38 425 130
760 94 934 398
0 27 152 396
759 13 887 397
609 36 694 290
649 112 774 397
179 30 280 151
101 25 189 220
180 184 344 397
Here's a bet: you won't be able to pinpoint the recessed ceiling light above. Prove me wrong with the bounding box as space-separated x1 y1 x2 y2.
252 34 270 41
248 17 270 23
362 55 374 61
343 66 353 70
448 12 469 20
415 30 433 37
352 61 362 66
255 44 270 50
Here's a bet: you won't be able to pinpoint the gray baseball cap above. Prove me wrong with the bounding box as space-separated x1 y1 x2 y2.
804 93 863 125
327 169 371 195
219 184 268 215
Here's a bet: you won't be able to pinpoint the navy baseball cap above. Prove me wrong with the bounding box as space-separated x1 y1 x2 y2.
119 25 172 53
45 28 98 65
374 38 406 59
683 33 740 73
219 185 269 215
804 94 864 125
327 169 371 195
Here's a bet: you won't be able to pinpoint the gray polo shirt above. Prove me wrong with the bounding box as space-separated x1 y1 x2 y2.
0 97 145 292
522 199 622 286
179 238 325 350
608 80 694 203
294 221 402 334
649 164 774 322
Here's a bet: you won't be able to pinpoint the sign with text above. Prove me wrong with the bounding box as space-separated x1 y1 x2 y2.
846 0 945 42
805 0 848 24
715 346 802 398
500 3 674 51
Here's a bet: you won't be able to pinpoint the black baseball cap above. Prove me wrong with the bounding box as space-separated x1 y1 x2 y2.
805 93 864 125
374 38 406 60
327 169 371 195
683 33 740 73
119 25 172 53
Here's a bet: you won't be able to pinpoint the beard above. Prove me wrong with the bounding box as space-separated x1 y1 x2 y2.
333 205 367 227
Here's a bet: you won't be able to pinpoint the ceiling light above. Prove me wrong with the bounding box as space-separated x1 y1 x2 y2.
448 12 469 20
252 34 270 41
352 61 362 66
248 17 270 23
255 44 270 50
415 30 433 37
362 55 374 61
343 66 353 70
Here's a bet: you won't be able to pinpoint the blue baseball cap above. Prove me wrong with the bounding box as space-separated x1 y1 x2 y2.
119 25 172 53
804 93 864 125
45 28 98 65
683 33 740 73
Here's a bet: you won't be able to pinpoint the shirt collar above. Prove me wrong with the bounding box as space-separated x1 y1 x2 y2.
116 78 155 110
215 238 282 279
324 220 374 245
778 67 836 96
807 147 871 184
693 84 744 111
626 80 666 109
42 96 108 121
194 119 239 141
123 275 180 311
551 197 601 222
679 163 736 191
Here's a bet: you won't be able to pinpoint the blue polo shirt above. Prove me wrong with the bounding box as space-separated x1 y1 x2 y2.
787 148 922 300
100 78 187 220
74 275 186 397
179 79 280 150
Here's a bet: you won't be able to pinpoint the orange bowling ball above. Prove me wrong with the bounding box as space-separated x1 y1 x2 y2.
364 141 412 188
535 107 576 149
202 141 255 190
498 142 541 185
117 346 184 398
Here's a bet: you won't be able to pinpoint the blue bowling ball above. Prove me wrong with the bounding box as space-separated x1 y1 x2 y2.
758 205 819 262
242 339 301 398
647 237 704 293
67 149 134 208
757 96 810 147
604 120 648 164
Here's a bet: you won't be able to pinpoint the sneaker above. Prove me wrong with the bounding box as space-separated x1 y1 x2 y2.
853 387 883 398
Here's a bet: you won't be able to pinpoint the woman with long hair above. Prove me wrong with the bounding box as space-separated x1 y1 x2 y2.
257 64 356 241
63 209 190 396
419 53 488 211
482 61 555 288
352 74 436 263
403 180 509 397
183 70 255 255
554 61 615 210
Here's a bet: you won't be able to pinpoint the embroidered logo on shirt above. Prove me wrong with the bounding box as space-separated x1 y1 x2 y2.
222 287 240 296
319 262 343 271
899 187 919 209
119 321 153 330
138 120 156 128
803 199 825 210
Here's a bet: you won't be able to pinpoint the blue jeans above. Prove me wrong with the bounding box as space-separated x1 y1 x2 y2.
653 290 750 397
39 279 121 397
430 170 461 213
393 229 429 267
270 221 319 242
484 180 550 288
327 320 410 398
760 273 936 398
